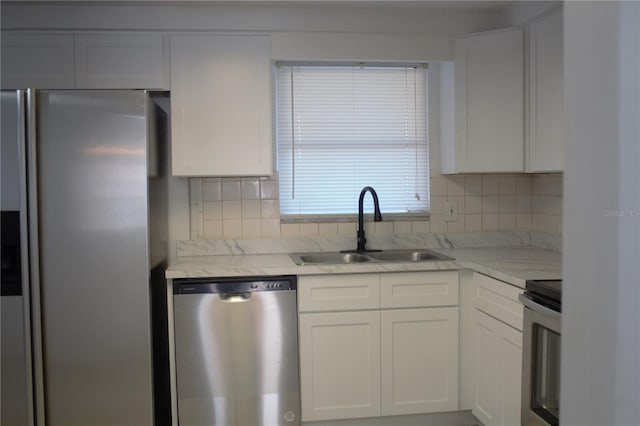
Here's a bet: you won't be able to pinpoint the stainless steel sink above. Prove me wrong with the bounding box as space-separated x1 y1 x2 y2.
289 249 453 265
367 249 453 262
294 252 372 265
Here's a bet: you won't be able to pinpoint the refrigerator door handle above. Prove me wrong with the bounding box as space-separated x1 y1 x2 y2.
25 89 46 426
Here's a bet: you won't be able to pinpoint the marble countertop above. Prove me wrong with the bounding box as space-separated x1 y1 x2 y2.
166 246 561 289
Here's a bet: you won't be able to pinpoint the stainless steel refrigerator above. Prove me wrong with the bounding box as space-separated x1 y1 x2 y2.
1 90 170 425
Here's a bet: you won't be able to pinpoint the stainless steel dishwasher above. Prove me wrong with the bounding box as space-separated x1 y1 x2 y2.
172 275 300 426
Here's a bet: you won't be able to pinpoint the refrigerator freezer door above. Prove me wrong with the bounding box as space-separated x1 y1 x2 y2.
1 90 31 426
34 91 154 425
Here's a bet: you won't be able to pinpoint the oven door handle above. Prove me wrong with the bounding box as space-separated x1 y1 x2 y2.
519 293 562 320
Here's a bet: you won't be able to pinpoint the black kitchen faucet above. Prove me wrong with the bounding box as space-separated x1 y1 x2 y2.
342 186 383 253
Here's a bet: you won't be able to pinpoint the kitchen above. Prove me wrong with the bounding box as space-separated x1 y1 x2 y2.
0 1 638 426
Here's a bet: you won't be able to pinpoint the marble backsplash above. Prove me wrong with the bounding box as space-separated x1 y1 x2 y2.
176 231 561 257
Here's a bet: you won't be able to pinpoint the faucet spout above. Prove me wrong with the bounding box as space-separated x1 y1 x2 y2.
355 186 382 252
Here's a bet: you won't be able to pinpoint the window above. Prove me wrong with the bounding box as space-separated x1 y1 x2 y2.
276 63 430 220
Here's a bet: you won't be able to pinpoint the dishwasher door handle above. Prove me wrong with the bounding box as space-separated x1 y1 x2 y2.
219 292 251 302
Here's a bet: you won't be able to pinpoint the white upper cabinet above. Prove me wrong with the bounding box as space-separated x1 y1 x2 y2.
527 7 564 172
75 34 166 89
1 33 75 89
446 27 525 173
170 34 273 176
1 32 166 90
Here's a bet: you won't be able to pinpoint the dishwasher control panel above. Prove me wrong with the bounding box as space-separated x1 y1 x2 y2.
173 275 297 294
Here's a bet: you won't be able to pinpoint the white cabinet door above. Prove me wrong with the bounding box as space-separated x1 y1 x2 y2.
75 34 165 89
170 34 272 176
381 307 459 415
472 310 523 426
451 28 525 173
527 8 564 172
299 311 381 421
1 33 75 89
500 321 524 426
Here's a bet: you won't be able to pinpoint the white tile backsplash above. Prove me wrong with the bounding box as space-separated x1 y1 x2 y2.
299 223 319 236
482 176 501 195
465 195 483 214
516 176 533 194
465 214 482 232
393 221 412 234
499 195 517 213
241 200 261 219
482 213 500 231
203 201 223 221
482 196 501 214
203 220 223 239
202 179 222 201
338 222 357 235
260 180 279 199
261 218 281 237
187 173 563 241
499 176 517 195
222 181 242 201
412 220 430 233
241 180 260 200
242 219 261 238
223 219 242 238
222 200 242 220
465 175 483 195
318 222 338 236
447 176 466 196
531 174 563 235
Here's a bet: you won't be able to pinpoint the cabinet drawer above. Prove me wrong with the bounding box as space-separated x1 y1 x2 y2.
380 271 458 308
473 272 523 330
298 274 380 312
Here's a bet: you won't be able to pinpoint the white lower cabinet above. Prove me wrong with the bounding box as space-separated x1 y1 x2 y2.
298 271 459 422
299 311 381 421
471 273 524 426
472 310 523 426
381 307 458 415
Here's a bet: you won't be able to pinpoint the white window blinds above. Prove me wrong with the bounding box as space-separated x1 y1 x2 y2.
276 64 429 217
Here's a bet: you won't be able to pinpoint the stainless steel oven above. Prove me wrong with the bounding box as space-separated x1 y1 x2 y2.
519 280 561 426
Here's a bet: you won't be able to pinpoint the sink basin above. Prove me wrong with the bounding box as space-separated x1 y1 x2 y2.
367 249 453 262
293 252 371 265
289 249 453 265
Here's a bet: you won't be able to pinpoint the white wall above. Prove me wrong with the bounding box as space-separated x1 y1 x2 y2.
1 3 507 35
562 1 640 424
1 2 511 64
502 0 560 26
